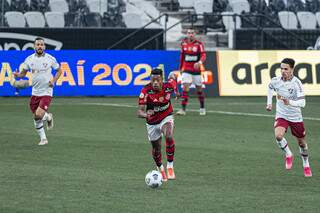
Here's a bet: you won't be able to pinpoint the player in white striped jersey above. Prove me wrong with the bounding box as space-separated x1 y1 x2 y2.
12 37 62 145
266 58 312 177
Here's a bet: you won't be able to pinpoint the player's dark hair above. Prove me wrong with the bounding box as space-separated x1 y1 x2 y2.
150 68 163 78
281 58 295 68
34 37 44 43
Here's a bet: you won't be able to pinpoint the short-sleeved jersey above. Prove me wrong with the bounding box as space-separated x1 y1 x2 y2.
268 76 305 122
22 53 60 97
138 81 176 125
179 38 206 75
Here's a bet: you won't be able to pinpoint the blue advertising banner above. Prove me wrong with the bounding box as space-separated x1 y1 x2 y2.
0 50 181 96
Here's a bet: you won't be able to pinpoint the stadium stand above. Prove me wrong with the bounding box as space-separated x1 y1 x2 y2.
1 0 320 49
24 11 46 27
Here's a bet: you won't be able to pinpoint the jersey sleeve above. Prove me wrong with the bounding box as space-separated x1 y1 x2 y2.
21 57 30 71
295 79 305 99
138 88 148 105
168 79 178 94
199 42 206 63
51 57 60 70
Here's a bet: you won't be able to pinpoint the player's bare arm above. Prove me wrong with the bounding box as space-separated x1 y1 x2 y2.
137 105 155 119
14 69 27 78
49 67 62 87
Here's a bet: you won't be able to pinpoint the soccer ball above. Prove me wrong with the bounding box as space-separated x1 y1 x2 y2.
145 170 163 188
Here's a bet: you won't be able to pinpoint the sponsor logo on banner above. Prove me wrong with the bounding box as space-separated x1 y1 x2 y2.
217 51 320 96
0 33 63 50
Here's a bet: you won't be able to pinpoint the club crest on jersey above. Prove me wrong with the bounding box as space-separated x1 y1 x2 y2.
166 94 170 100
288 88 294 94
159 97 164 102
192 47 198 52
43 63 48 68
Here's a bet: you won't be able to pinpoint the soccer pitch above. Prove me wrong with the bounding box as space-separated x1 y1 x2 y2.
0 96 319 213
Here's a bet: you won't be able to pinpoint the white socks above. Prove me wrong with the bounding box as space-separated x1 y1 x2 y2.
167 161 173 168
277 138 292 157
34 119 46 141
299 145 310 167
42 112 49 121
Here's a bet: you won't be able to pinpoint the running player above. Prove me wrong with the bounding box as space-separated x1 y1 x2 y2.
12 37 62 145
176 28 206 116
266 58 312 177
137 68 179 182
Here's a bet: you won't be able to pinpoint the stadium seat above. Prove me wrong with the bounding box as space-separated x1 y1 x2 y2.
278 11 298 29
49 0 69 13
123 12 143 28
178 0 194 9
65 12 77 27
222 12 241 30
24 12 46 27
129 0 160 20
230 0 250 14
194 0 213 14
87 0 108 16
84 12 102 27
5 11 26 27
45 12 65 27
297 12 317 29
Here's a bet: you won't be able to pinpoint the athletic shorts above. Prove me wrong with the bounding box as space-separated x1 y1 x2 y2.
274 117 306 138
29 95 52 114
181 72 202 86
146 115 174 141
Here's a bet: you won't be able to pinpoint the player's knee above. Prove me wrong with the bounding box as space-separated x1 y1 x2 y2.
165 134 173 141
34 112 43 120
275 135 283 141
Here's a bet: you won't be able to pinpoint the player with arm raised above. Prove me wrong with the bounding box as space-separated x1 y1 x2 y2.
14 37 62 145
266 58 312 177
137 68 179 182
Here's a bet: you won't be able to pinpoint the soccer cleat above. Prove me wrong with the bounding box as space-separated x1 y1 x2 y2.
199 108 206 116
176 109 186 116
38 139 48 146
303 167 312 177
158 166 168 182
285 155 293 170
167 167 176 180
47 113 54 130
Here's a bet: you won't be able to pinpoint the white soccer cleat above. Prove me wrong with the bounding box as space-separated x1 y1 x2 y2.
38 139 48 146
200 108 206 116
47 113 54 130
176 109 186 116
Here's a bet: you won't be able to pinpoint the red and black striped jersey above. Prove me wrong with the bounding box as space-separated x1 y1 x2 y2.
138 81 176 125
179 38 206 74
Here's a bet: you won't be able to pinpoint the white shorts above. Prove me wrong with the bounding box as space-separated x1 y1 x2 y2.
181 72 202 86
146 115 174 141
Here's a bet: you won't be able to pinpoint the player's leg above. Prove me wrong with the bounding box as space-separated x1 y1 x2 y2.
161 120 176 179
147 124 167 181
38 96 54 130
193 74 205 115
195 85 205 115
150 138 168 182
177 73 192 115
291 122 312 177
274 118 293 169
30 96 48 145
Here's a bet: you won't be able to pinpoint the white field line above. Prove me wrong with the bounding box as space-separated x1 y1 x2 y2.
1 102 319 121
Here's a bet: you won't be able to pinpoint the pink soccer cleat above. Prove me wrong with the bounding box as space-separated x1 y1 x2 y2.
158 166 168 182
285 155 293 170
303 167 312 177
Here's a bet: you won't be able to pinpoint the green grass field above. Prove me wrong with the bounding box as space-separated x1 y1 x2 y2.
0 96 319 213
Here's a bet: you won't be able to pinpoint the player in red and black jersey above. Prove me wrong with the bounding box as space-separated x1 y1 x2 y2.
177 28 207 116
137 68 179 182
